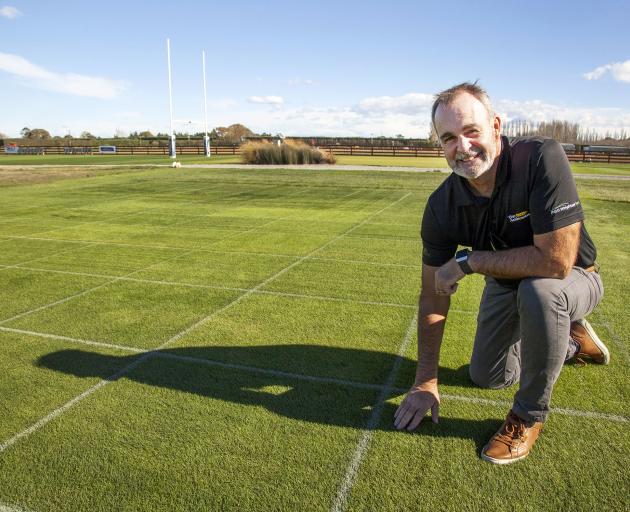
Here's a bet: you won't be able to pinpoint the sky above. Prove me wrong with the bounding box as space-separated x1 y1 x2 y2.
1 0 629 138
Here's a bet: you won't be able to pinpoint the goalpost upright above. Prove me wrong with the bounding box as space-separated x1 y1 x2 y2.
202 50 211 157
166 38 176 159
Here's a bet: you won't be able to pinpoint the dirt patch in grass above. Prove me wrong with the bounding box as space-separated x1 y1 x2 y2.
0 166 151 187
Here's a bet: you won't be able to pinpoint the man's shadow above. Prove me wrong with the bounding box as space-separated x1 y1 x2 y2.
37 345 498 446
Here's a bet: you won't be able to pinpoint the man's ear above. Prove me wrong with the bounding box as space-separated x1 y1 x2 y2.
493 115 501 137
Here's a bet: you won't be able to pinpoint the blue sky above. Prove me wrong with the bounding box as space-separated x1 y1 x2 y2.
1 0 629 138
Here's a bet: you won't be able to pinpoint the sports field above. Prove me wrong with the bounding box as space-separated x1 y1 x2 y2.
0 165 627 511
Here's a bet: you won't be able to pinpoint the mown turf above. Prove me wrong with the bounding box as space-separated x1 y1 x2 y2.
2 153 629 175
0 154 240 166
0 165 627 511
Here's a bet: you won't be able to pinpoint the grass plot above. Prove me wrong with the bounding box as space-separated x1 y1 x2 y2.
0 165 628 511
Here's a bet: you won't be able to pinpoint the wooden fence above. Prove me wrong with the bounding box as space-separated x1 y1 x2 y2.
1 144 629 163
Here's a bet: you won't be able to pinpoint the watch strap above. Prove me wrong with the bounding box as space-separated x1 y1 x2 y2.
455 249 474 275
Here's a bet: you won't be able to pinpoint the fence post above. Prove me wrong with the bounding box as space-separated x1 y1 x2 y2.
350 146 353 155
608 153 611 163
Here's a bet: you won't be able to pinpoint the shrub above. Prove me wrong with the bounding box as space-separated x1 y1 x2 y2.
240 140 336 165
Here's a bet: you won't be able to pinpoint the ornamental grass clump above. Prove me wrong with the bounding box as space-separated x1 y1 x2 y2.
240 140 336 165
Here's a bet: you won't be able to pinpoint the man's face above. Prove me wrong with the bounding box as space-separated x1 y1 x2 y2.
433 92 501 180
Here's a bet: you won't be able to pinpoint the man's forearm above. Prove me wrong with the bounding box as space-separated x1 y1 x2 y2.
468 245 569 280
414 294 449 384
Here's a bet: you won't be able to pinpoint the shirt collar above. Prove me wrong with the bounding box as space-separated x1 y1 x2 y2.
452 135 511 207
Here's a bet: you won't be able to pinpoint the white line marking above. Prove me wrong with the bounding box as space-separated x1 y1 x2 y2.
0 192 413 453
0 209 304 326
0 380 111 453
0 502 34 512
0 250 188 326
0 265 424 311
0 326 144 353
331 314 417 512
25 209 144 239
5 225 421 247
590 313 629 364
0 241 96 273
3 237 420 269
1 326 626 426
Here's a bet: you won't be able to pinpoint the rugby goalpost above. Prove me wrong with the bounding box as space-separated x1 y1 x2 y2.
166 39 211 160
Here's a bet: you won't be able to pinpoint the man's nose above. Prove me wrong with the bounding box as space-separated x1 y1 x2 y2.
456 136 471 152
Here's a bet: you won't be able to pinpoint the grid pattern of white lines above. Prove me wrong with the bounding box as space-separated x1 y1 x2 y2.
1 175 627 511
0 191 415 455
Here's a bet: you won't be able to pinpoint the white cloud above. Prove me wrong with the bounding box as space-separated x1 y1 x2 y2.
180 91 628 138
0 5 21 18
357 93 434 114
5 91 629 139
583 60 630 83
288 79 315 86
497 99 630 135
0 51 127 99
247 95 284 105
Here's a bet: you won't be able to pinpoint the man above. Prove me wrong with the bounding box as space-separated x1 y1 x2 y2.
393 82 609 464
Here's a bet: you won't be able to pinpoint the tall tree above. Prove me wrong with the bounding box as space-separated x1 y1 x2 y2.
214 124 255 143
27 128 51 139
20 127 30 138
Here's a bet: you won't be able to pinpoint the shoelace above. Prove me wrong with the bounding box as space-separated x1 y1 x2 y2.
494 415 527 447
569 336 589 367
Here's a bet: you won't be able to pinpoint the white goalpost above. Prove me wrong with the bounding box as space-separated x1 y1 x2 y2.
166 38 176 159
202 50 211 158
166 40 212 161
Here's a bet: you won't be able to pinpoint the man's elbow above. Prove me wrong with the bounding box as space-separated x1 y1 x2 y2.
547 257 574 279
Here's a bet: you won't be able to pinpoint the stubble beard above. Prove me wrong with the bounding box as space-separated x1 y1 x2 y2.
449 141 497 180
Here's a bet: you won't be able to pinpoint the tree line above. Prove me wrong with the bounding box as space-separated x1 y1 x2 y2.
502 120 629 146
5 121 630 148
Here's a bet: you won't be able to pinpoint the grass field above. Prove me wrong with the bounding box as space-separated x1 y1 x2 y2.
2 154 630 176
0 165 628 511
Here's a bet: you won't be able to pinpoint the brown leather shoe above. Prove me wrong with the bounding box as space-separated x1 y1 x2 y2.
569 318 610 365
481 410 543 465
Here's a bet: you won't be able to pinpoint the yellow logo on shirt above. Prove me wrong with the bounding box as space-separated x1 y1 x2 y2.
507 210 530 223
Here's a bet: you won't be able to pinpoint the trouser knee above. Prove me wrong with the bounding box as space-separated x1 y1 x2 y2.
468 362 517 390
517 277 564 318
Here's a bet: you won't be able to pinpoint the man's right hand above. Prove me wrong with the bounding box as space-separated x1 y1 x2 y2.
393 382 440 431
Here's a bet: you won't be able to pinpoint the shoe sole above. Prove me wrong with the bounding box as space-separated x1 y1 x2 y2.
577 318 610 365
480 444 529 465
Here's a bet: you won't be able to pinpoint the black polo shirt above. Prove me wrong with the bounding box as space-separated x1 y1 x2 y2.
421 136 596 286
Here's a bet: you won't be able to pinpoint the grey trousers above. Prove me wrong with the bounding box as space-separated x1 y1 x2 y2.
469 267 604 423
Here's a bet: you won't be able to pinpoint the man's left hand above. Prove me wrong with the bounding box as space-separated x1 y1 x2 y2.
434 258 466 295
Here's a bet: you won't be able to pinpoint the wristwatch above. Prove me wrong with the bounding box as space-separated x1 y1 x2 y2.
455 249 474 275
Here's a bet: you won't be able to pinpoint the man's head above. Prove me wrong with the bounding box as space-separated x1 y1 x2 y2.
431 82 502 180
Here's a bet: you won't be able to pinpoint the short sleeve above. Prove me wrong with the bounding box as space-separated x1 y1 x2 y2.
421 200 457 266
529 139 584 235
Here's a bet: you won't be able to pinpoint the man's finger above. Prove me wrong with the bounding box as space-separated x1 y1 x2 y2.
406 410 425 431
395 408 415 430
431 400 440 424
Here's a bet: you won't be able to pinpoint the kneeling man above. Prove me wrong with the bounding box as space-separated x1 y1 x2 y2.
394 82 609 464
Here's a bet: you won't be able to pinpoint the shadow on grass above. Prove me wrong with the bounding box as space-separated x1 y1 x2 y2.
37 345 495 440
